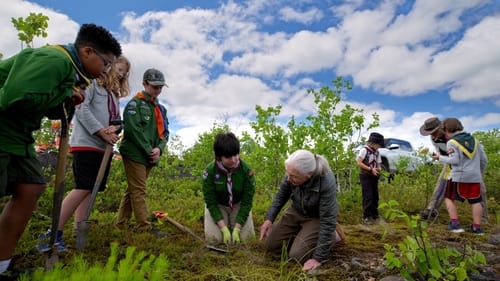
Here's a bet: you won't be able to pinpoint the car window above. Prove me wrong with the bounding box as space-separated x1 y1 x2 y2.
384 138 413 152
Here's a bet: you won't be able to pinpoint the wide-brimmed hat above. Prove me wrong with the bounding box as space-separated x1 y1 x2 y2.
143 68 168 87
420 117 441 136
368 132 384 147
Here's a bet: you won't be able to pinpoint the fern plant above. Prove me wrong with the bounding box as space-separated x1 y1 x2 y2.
21 242 170 281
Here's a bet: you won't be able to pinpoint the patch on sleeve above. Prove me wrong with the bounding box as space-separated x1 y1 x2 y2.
127 100 137 109
248 170 254 177
202 170 208 180
126 110 137 115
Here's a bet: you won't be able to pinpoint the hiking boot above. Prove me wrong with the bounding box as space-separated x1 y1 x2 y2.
150 227 168 238
447 222 464 233
469 225 484 236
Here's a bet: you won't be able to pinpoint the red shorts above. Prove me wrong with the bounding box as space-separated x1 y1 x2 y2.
445 181 482 204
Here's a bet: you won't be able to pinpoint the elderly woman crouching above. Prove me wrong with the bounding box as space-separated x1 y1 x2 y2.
260 149 345 271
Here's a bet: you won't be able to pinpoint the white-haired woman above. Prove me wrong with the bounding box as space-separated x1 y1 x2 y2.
259 149 344 271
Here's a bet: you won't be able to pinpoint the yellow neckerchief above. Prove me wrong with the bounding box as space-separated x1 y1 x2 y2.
449 138 478 159
50 45 91 90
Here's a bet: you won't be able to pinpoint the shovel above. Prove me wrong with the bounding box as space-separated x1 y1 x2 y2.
44 103 72 270
74 144 113 249
154 212 228 253
75 119 122 249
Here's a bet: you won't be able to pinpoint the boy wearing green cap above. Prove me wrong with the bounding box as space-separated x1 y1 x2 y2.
116 68 169 237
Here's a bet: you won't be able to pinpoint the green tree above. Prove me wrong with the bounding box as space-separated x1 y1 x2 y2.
244 77 379 191
474 128 500 198
246 105 289 190
11 12 49 49
298 77 379 190
181 122 231 178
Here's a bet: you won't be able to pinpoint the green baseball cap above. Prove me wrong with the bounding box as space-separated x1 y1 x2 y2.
143 68 168 87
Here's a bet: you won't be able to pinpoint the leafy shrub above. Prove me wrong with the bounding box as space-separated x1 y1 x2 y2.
381 200 486 281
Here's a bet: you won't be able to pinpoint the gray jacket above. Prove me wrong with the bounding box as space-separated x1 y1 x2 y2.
265 169 338 262
69 80 119 151
438 136 487 183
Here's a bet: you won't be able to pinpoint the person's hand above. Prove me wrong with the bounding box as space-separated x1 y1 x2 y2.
431 153 439 160
70 87 86 105
232 228 241 243
149 147 161 163
98 129 119 145
259 220 273 241
220 226 231 244
104 125 120 134
372 167 380 176
302 258 321 271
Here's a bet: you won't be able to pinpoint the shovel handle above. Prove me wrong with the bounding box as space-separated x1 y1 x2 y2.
46 103 72 269
164 216 204 242
163 216 229 253
84 144 114 219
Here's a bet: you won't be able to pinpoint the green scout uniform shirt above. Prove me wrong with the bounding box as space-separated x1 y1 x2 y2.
119 91 169 166
202 160 255 225
0 46 84 157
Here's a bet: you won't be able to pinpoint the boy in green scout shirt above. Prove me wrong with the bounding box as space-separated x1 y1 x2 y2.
0 23 121 274
202 132 256 244
116 68 169 237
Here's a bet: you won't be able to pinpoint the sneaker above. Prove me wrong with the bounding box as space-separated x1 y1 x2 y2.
362 217 375 225
36 229 67 253
150 227 168 238
469 225 484 236
447 222 464 233
37 229 51 253
54 231 67 252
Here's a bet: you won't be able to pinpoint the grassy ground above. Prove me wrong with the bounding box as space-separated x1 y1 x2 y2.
2 162 500 280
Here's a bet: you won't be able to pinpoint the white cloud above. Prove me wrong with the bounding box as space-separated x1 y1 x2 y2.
1 0 499 150
279 6 324 24
338 0 500 106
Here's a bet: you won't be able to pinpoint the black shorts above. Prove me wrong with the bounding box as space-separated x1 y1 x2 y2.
72 150 112 192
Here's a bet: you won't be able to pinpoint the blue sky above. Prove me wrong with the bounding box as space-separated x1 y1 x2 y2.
2 0 500 151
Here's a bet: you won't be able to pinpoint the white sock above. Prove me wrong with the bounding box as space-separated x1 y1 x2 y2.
0 259 11 273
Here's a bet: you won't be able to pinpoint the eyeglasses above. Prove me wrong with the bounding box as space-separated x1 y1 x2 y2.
93 48 113 68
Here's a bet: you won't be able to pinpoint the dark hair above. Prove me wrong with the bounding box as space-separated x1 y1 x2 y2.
214 132 240 159
368 132 384 147
75 23 122 57
442 118 463 134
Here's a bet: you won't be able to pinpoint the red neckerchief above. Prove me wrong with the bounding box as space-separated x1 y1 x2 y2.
215 159 241 210
135 92 165 139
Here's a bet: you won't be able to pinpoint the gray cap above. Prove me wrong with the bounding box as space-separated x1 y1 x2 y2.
143 68 168 87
